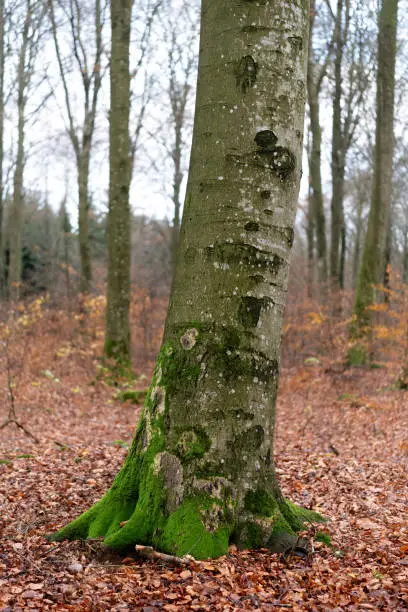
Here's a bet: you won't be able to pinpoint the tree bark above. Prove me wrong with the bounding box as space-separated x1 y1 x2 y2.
77 151 92 293
104 0 132 363
0 0 5 294
353 0 398 338
9 2 31 302
352 192 364 289
307 1 327 284
330 0 346 287
50 0 321 560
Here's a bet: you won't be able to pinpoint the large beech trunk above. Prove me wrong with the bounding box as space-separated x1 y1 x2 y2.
51 0 321 559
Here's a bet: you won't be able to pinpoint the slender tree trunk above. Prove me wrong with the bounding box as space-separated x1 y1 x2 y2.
60 196 72 310
330 0 346 287
104 0 132 363
307 4 327 285
9 3 31 302
307 167 314 296
77 151 92 293
171 129 182 274
48 0 104 296
339 221 346 289
403 228 408 284
50 0 319 560
0 0 5 294
352 194 364 289
351 0 398 355
383 220 391 302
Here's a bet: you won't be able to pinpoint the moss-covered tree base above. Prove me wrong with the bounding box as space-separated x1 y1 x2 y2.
50 341 324 560
49 470 323 559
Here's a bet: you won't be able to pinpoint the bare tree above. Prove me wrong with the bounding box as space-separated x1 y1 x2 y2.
329 0 373 289
165 1 197 271
307 0 333 285
8 0 46 302
351 0 398 363
48 0 108 293
0 0 5 294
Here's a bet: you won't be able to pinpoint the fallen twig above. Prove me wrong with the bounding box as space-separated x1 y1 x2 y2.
135 544 195 566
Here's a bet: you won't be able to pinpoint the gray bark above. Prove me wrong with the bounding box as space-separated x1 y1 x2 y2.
353 0 398 337
9 1 31 302
104 0 132 363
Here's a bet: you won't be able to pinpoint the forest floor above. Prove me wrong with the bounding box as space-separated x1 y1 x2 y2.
0 308 407 610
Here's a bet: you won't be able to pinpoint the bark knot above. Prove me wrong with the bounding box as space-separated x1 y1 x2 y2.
180 328 199 350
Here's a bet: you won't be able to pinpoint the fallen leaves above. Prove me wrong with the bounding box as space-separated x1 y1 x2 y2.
0 307 408 610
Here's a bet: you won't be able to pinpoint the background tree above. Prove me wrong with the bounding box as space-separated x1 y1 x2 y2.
306 0 332 285
351 0 398 357
329 0 372 289
50 0 320 559
0 0 5 294
163 0 197 272
8 0 45 302
48 0 107 293
104 0 132 363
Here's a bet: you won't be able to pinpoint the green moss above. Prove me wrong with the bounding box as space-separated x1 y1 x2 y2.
346 343 367 366
158 497 231 559
315 531 332 546
284 499 325 525
115 389 147 404
234 521 263 549
50 385 167 548
175 428 211 462
112 440 130 449
160 341 201 399
244 489 277 516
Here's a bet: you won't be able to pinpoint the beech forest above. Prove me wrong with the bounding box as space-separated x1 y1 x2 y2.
0 1 407 610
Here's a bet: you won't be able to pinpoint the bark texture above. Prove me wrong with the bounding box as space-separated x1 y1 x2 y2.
9 2 31 302
104 0 132 363
307 0 328 284
330 0 347 287
50 0 321 559
0 0 5 293
352 0 397 343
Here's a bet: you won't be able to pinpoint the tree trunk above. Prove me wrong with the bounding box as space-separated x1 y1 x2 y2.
353 0 398 337
352 198 363 289
307 162 315 297
171 128 182 275
50 0 320 559
403 228 408 284
77 151 92 293
330 0 346 287
9 3 31 302
104 0 132 363
0 0 5 294
307 4 327 284
48 0 104 296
